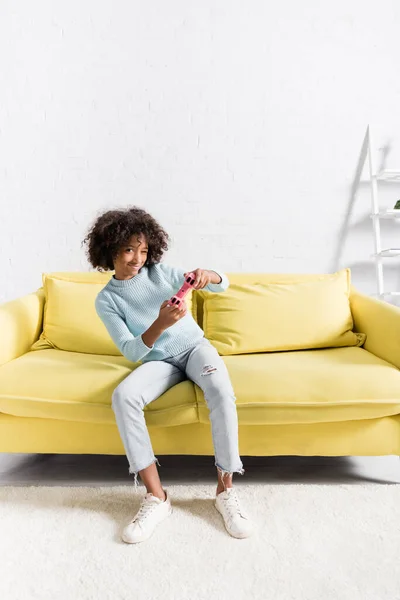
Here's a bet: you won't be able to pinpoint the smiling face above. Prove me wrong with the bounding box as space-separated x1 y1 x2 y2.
113 233 149 280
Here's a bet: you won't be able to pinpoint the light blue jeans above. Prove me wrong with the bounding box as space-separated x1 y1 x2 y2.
111 337 245 491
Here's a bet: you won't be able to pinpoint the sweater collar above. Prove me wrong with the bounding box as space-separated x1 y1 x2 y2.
108 266 147 288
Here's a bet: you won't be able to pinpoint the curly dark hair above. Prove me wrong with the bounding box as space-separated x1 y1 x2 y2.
81 206 170 272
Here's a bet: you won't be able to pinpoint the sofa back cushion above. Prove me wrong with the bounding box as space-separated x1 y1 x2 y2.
199 268 366 355
30 272 120 355
30 271 195 355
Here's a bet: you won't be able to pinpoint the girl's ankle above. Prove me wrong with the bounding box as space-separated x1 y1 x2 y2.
148 490 166 501
216 486 232 495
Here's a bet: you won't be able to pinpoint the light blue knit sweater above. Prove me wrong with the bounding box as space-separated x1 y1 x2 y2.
95 262 229 364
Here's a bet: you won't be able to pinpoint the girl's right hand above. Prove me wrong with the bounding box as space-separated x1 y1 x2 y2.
156 299 187 329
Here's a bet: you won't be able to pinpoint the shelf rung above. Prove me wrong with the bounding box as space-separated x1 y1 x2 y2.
372 249 400 257
375 169 400 181
370 210 400 219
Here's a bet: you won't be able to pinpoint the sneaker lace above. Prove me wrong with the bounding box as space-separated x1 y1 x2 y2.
221 489 246 523
132 497 159 523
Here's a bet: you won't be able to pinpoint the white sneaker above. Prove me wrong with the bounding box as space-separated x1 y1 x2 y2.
215 487 254 538
122 489 172 544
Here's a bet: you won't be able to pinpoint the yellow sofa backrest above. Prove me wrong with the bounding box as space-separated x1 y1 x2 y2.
193 271 346 328
28 268 363 357
193 270 365 355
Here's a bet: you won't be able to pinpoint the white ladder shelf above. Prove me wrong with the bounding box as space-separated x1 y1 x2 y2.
366 126 400 299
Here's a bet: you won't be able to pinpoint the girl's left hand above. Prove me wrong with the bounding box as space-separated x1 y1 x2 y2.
184 268 212 290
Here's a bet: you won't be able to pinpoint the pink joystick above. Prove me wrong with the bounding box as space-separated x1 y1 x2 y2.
168 272 196 307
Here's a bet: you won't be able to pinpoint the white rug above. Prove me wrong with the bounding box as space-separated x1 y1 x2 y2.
1 483 399 600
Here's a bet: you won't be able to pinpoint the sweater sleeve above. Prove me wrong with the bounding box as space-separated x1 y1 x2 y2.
157 263 229 293
205 269 230 292
95 293 153 363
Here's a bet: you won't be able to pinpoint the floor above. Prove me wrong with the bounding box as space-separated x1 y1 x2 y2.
1 453 399 487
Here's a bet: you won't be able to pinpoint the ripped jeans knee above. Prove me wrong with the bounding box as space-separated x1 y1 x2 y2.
129 457 161 492
201 364 218 376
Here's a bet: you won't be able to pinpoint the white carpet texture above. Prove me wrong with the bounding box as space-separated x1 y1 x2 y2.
1 483 400 600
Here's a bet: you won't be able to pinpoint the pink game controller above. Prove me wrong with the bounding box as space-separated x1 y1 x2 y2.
168 272 196 307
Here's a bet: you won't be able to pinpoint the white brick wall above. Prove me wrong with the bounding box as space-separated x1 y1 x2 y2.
1 1 400 303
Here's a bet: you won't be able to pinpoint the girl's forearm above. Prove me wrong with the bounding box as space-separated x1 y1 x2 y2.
141 320 166 348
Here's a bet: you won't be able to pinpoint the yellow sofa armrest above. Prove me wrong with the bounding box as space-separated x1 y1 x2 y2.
350 285 400 369
0 288 45 367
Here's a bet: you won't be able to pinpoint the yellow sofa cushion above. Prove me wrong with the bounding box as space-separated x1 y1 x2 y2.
30 271 121 355
1 347 399 427
30 271 193 355
202 268 365 355
195 346 400 424
0 349 198 426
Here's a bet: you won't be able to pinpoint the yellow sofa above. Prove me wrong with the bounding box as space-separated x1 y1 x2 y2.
1 269 400 465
